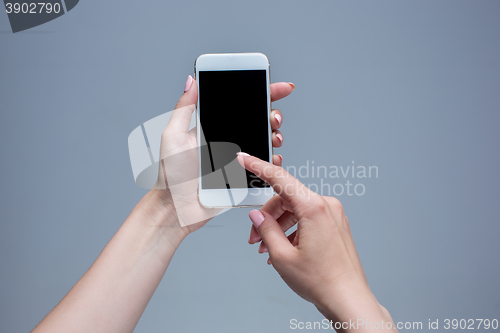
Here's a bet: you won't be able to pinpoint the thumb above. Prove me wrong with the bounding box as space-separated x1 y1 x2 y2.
175 75 198 109
249 210 294 258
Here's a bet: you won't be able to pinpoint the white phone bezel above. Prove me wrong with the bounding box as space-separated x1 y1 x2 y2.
195 53 274 208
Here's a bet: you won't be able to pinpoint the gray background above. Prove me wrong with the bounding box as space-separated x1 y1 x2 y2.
1 1 499 332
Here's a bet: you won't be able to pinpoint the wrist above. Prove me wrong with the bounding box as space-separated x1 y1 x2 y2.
132 188 188 250
314 277 395 332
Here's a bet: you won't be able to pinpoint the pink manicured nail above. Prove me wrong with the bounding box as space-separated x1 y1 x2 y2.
288 82 295 91
184 75 193 92
267 257 272 265
274 113 282 125
249 210 265 229
279 154 283 163
259 242 268 253
276 133 283 143
236 152 249 168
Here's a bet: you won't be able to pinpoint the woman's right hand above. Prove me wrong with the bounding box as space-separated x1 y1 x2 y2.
238 154 396 332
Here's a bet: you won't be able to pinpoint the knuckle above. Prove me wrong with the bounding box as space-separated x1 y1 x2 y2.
270 247 288 263
308 195 329 213
325 196 344 214
257 219 275 237
305 192 321 204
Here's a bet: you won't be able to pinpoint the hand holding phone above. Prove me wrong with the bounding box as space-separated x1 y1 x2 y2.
155 58 293 228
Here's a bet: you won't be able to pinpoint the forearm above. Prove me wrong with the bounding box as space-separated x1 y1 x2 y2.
33 189 186 333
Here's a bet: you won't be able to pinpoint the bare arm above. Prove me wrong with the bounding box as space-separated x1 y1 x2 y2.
33 190 185 333
32 78 294 333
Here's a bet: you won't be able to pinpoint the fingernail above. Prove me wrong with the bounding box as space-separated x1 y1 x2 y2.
276 133 283 143
288 82 295 91
279 154 283 164
236 152 250 168
274 113 282 125
249 210 265 229
259 242 268 253
267 257 272 265
184 75 193 92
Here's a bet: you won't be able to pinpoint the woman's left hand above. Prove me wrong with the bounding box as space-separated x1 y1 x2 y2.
154 76 295 234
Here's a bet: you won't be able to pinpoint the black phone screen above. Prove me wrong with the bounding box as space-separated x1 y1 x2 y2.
198 70 270 189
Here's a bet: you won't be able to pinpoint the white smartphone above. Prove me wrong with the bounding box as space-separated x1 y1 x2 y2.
195 53 274 208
